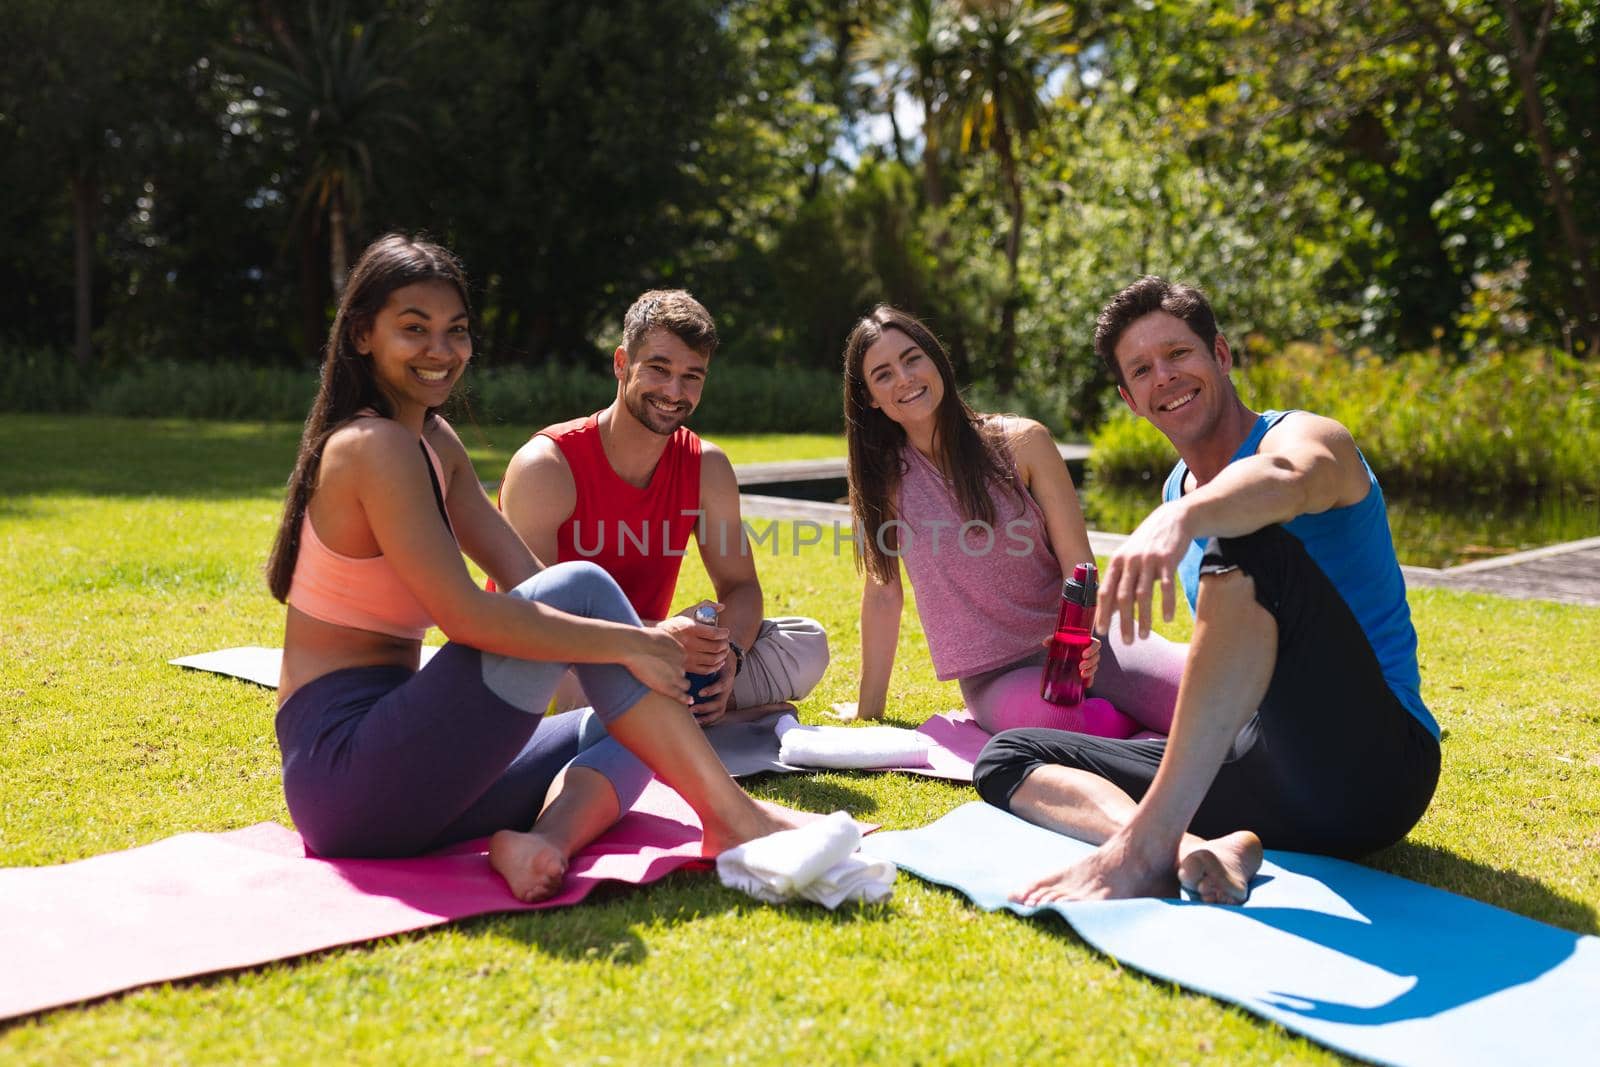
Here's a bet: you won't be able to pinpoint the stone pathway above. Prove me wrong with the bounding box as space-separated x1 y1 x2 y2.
733 444 1090 490
1401 536 1600 607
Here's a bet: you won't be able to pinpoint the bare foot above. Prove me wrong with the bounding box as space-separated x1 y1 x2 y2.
698 799 812 858
1177 830 1263 905
488 829 569 903
826 701 881 723
1010 837 1179 905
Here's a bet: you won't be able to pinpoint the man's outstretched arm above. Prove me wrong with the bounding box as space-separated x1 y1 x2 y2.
1097 412 1370 644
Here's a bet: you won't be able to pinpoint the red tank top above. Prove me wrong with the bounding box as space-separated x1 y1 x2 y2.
538 413 703 622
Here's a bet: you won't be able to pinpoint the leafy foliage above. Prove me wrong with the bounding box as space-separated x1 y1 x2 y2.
0 0 1594 462
1089 343 1600 493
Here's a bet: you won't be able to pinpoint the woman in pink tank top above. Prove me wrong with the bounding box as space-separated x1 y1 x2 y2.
265 234 806 900
837 306 1184 737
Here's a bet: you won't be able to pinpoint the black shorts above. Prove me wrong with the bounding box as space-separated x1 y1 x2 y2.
973 525 1440 857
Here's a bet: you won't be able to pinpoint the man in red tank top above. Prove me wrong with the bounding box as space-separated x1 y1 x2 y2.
500 290 828 726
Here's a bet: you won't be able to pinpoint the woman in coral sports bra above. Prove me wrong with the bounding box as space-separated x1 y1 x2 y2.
267 234 802 901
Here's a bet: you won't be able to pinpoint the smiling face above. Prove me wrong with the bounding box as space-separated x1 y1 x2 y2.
861 327 946 431
1113 310 1234 447
616 327 709 436
356 280 471 425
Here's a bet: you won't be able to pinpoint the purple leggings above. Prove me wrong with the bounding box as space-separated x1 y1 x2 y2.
275 561 655 858
957 626 1185 737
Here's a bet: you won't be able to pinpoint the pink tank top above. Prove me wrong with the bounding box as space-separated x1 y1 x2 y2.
285 430 447 641
895 444 1061 679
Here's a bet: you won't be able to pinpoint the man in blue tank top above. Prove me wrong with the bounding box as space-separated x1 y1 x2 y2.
974 277 1440 905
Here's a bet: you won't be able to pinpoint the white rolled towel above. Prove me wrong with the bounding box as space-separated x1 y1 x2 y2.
716 810 896 909
774 714 934 770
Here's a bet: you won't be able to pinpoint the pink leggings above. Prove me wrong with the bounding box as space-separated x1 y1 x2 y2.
958 630 1186 738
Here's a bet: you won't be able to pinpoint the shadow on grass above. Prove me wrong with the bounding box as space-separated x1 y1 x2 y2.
754 775 882 816
459 864 895 965
0 416 299 499
1368 839 1599 935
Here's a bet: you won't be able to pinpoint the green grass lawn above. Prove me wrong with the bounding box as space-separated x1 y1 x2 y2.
2 414 1598 1064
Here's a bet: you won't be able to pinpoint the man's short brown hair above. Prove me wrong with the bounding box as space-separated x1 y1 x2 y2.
622 289 719 359
1094 276 1219 387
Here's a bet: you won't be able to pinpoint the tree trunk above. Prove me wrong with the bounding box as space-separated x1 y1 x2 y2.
887 101 910 170
1500 0 1600 354
70 173 97 371
994 121 1024 394
298 213 326 361
328 179 349 297
920 86 947 207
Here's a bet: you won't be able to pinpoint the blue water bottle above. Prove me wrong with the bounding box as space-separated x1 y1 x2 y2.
685 603 722 705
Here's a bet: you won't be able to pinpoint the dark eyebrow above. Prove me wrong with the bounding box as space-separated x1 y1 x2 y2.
397 308 469 322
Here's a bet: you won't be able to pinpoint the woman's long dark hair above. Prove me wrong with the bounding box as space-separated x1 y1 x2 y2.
266 233 470 602
842 305 1018 584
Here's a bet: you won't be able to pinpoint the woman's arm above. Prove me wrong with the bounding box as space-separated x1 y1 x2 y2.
426 419 542 592
1008 417 1094 573
1008 418 1105 685
847 569 903 721
333 419 687 698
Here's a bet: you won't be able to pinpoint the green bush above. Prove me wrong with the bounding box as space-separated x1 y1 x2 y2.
6 350 845 435
90 361 319 421
0 349 91 413
1090 344 1600 494
1086 408 1178 485
452 363 616 429
457 361 841 434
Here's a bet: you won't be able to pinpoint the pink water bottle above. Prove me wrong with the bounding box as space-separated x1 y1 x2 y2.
1041 563 1097 706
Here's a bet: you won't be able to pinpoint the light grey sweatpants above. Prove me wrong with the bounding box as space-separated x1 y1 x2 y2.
554 615 830 714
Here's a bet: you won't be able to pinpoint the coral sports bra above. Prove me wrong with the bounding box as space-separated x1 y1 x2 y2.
286 429 453 641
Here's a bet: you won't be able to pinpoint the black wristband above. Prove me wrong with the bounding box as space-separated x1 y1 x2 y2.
730 640 745 676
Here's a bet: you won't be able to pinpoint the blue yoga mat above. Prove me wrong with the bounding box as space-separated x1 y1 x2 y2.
863 803 1600 1067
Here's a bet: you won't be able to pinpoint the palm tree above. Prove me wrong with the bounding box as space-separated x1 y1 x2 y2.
852 0 962 208
945 0 1077 391
229 1 418 299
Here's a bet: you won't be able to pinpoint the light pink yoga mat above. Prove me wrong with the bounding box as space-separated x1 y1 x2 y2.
0 780 717 1021
907 710 989 780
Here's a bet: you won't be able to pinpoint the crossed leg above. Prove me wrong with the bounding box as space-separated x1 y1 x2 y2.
993 567 1273 904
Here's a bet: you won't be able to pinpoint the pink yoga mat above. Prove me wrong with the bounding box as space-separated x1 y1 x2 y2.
907 710 989 780
0 780 713 1021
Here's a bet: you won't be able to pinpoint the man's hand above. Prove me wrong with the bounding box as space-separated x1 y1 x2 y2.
657 600 731 675
1096 500 1190 645
689 659 735 727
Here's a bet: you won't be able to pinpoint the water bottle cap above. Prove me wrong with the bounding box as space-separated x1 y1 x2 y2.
694 604 719 625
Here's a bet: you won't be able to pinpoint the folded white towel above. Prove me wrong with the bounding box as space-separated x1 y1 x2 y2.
716 810 896 909
774 714 934 770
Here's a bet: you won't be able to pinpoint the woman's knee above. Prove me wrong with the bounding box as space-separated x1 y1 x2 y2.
505 561 639 625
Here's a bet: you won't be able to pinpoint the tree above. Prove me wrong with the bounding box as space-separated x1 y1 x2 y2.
226 1 420 303
1168 0 1599 355
0 0 170 369
852 0 962 207
942 0 1078 390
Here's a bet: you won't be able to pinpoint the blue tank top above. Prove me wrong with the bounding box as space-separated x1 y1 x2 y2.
1162 410 1437 738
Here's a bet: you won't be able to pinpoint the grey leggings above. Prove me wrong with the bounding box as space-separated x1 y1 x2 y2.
276 561 657 858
